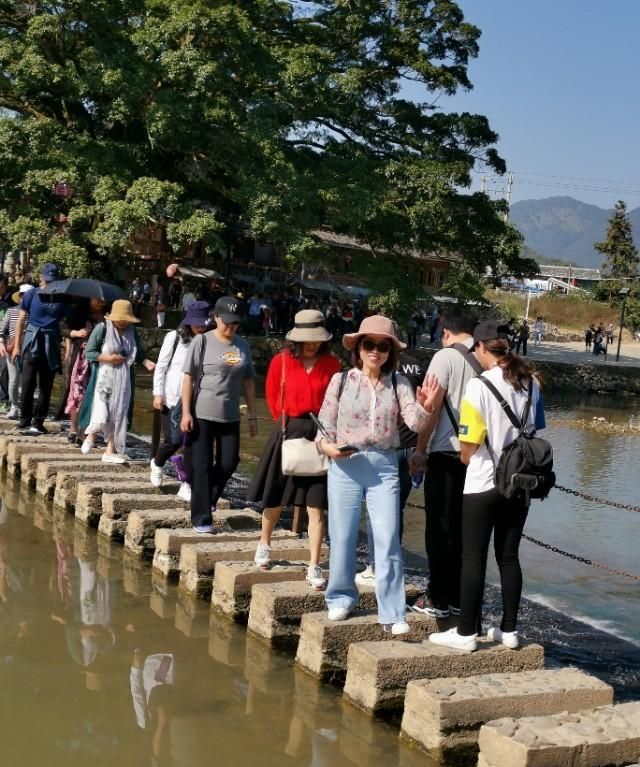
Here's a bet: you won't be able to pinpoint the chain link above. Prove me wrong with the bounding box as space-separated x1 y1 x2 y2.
554 484 640 513
522 534 640 581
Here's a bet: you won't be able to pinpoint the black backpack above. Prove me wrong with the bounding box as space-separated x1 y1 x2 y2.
479 376 555 502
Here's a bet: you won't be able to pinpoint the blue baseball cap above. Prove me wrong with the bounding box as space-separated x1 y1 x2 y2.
40 263 61 283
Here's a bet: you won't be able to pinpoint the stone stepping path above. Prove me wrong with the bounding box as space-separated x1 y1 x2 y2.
342 637 545 716
400 668 613 763
27 452 104 488
477 701 640 767
75 479 180 525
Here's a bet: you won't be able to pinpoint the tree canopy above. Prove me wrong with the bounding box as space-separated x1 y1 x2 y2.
595 200 639 279
0 0 526 283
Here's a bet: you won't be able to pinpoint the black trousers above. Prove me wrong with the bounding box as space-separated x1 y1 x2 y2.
515 338 528 355
20 349 56 426
458 487 528 637
190 418 240 527
154 410 192 477
424 452 467 609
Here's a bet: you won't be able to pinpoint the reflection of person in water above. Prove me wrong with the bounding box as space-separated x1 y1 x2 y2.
0 501 31 647
130 650 175 765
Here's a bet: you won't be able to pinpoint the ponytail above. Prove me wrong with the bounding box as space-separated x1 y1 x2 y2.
483 339 532 391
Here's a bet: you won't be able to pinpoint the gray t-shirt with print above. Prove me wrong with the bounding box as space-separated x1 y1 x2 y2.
427 337 479 453
183 331 255 422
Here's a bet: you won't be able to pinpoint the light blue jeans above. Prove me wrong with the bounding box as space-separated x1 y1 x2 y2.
325 449 406 624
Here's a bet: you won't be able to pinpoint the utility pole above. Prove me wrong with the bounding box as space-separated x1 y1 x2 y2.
480 172 514 221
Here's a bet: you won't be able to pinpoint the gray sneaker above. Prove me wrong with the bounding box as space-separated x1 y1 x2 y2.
254 543 271 568
306 564 326 591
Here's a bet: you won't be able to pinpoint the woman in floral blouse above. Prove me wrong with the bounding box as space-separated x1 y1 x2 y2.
316 315 439 635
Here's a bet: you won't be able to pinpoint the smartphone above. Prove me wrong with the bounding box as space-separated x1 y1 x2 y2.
337 444 359 453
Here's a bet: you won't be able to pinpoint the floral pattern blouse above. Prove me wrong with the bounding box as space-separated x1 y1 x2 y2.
317 368 429 451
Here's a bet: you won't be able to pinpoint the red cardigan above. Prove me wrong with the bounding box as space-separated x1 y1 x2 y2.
265 351 341 420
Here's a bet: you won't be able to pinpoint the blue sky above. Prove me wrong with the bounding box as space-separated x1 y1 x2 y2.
405 0 640 209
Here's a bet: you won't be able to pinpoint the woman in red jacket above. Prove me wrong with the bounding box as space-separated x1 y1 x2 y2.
247 309 341 590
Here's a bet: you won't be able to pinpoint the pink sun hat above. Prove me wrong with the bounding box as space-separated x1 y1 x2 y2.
342 315 406 351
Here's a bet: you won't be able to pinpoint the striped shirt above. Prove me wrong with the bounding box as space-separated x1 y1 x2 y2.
0 306 21 342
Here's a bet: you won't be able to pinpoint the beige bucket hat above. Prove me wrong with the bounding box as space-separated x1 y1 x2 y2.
105 299 140 324
286 309 332 343
342 314 406 351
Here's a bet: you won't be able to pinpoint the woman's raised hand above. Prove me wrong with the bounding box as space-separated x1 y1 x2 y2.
416 373 442 414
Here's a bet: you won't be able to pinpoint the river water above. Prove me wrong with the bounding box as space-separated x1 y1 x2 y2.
0 380 638 765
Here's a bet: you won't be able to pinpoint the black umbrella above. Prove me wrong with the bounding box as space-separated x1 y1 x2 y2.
39 278 126 303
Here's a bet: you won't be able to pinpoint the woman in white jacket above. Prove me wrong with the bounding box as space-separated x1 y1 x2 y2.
149 301 209 500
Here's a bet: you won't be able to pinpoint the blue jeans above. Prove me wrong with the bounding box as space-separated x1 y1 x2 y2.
364 447 413 568
325 449 406 624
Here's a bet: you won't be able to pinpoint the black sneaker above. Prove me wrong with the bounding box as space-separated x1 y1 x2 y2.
407 594 450 618
17 420 31 431
30 423 49 435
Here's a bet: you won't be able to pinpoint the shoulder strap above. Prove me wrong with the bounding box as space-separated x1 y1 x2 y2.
478 375 527 432
192 334 208 405
442 343 483 432
170 330 180 361
391 369 400 408
280 352 287 434
97 321 107 349
337 370 348 400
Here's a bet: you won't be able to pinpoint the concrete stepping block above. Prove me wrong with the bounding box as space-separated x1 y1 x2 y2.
211 561 310 623
125 508 265 558
5 437 72 474
25 452 103 488
74 480 180 525
342 637 545 716
37 461 148 499
295 609 440 683
208 616 247 667
401 668 614 763
247 581 421 648
478 701 640 767
154 526 299 580
178 538 321 599
100 491 191 520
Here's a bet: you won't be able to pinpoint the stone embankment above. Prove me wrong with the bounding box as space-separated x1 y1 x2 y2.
1 421 639 767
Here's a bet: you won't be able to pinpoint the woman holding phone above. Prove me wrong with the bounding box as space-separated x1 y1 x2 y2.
316 315 439 634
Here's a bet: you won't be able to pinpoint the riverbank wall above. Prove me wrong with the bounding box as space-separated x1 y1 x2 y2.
138 329 640 396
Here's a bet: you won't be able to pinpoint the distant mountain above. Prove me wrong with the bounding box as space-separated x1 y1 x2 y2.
509 196 640 269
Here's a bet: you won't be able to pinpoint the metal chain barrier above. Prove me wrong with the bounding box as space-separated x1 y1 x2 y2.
554 484 640 514
521 534 640 581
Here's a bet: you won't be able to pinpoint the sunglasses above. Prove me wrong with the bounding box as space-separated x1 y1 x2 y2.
361 338 392 354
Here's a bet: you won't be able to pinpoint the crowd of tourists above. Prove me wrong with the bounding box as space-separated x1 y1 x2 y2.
5 262 550 649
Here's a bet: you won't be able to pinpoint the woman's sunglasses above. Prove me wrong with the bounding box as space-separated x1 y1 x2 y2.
361 338 392 354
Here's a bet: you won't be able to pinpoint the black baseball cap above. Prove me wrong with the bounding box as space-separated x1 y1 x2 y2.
214 296 242 323
473 319 510 344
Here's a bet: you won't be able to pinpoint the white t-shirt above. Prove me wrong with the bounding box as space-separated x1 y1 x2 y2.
458 365 542 494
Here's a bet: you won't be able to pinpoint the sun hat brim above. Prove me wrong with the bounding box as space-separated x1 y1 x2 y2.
105 310 140 323
285 326 332 343
342 331 405 351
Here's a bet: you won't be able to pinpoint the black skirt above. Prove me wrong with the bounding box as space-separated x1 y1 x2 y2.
247 415 328 510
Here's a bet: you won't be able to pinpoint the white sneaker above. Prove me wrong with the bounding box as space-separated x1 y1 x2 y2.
254 543 272 568
384 621 411 636
176 482 191 503
327 607 350 621
149 459 164 487
6 405 19 419
429 627 477 652
192 524 215 534
102 453 127 464
306 564 326 591
80 437 94 455
487 627 519 649
355 565 375 587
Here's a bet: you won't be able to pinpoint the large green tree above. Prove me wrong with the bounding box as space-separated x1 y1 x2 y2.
0 0 524 282
595 200 639 278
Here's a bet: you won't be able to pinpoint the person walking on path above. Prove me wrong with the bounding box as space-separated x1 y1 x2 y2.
64 298 108 444
533 316 544 346
429 320 546 652
180 296 258 534
12 263 71 434
407 307 480 618
585 325 594 351
149 301 209 503
316 315 439 635
80 300 155 463
0 284 33 419
515 319 529 356
248 309 341 590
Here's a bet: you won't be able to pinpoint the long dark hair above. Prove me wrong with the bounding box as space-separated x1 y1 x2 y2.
483 339 532 391
351 338 398 375
287 341 331 358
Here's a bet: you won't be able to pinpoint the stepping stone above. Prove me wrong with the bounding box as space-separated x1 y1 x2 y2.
478 701 640 767
25 452 103 488
343 637 545 716
36 460 148 499
124 507 264 557
400 668 614 763
295 609 441 684
99 491 190 521
211 561 309 623
74 480 180 525
5 437 72 474
247 581 421 648
154 527 299 580
178 538 322 599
